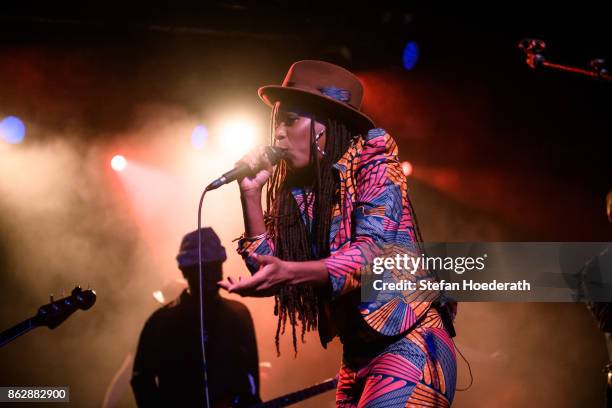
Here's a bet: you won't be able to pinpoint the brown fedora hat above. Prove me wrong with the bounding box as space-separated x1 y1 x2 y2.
258 60 375 133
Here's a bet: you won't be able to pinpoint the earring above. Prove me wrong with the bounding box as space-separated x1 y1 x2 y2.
315 128 327 157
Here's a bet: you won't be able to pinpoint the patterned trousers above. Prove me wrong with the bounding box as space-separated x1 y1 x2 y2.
336 309 457 407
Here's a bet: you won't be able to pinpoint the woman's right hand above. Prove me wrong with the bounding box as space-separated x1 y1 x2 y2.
237 146 274 195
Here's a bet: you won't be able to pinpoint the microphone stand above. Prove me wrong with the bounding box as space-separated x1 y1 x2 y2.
197 189 211 408
196 171 253 407
518 38 612 83
197 148 281 406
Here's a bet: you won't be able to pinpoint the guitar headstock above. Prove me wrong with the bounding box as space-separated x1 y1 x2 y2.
35 286 97 329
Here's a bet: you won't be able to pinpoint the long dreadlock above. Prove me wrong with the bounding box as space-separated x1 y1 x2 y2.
265 102 355 355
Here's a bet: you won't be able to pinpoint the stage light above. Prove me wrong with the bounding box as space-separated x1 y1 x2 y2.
191 125 208 150
0 116 26 144
402 41 419 70
111 155 127 172
219 120 256 156
401 160 413 177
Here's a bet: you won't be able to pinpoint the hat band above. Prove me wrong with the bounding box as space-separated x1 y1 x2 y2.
318 86 351 103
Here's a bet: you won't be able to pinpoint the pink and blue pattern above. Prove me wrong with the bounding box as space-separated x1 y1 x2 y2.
237 128 457 405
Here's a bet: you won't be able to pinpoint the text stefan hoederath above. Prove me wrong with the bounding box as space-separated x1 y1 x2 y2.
370 253 531 293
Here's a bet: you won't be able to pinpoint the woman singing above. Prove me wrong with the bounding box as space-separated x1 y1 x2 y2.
218 60 457 407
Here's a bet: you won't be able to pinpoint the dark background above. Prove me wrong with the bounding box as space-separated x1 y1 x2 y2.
0 2 610 407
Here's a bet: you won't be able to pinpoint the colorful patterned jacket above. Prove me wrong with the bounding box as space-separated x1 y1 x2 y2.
237 128 439 347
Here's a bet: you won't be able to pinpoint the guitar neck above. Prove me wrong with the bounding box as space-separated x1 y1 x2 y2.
250 378 337 408
0 317 37 348
0 287 96 349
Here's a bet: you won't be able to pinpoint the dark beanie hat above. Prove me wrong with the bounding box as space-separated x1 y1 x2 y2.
176 228 227 268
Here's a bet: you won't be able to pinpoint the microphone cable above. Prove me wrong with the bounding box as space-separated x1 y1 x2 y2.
196 189 211 408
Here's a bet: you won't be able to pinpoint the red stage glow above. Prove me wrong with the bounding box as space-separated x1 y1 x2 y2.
401 160 413 176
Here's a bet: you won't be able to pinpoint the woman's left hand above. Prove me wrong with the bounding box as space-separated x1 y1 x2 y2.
217 254 292 297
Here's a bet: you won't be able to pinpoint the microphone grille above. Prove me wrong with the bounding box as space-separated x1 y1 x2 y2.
264 146 286 165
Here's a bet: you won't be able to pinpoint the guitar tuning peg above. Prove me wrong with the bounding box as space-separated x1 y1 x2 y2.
62 289 65 297
50 294 54 303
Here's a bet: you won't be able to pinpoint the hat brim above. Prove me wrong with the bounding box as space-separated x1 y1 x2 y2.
258 85 375 134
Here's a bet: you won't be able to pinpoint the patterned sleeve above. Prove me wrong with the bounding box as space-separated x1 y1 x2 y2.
237 234 275 274
323 129 416 299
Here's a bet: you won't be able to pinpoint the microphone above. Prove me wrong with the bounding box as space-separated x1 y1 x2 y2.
205 146 285 191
